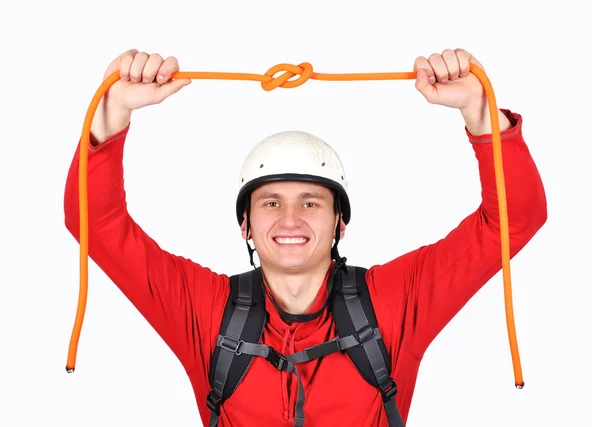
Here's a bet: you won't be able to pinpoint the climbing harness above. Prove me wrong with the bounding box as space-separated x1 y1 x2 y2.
66 61 525 392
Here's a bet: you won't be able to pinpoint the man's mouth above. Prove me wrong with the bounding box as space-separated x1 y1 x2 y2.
273 237 308 245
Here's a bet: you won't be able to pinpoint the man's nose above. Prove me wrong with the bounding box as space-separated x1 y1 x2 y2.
280 205 302 227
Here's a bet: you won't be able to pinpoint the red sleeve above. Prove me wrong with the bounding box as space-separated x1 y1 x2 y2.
64 123 229 373
368 110 547 358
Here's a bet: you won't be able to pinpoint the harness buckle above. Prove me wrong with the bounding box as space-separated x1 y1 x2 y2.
339 284 360 295
220 335 244 356
206 391 222 415
354 325 376 346
233 295 255 306
266 346 289 371
379 378 397 402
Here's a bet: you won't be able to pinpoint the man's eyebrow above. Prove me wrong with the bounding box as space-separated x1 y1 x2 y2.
255 192 281 201
254 192 327 201
299 192 327 200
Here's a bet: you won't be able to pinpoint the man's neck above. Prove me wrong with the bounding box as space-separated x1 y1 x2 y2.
261 258 332 315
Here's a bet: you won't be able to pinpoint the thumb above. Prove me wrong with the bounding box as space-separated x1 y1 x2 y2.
155 78 192 103
415 70 438 104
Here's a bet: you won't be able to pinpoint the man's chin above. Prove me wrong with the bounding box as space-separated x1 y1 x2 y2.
275 260 309 272
265 255 313 273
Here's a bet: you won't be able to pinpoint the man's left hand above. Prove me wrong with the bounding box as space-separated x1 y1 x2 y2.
413 48 511 135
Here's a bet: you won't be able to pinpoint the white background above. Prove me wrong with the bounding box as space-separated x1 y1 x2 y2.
0 1 595 426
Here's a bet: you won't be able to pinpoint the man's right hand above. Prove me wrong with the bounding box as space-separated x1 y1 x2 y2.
103 49 192 111
90 49 192 143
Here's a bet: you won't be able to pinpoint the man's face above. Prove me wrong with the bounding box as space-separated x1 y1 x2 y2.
241 181 346 273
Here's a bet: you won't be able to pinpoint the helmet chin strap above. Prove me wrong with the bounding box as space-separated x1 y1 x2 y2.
244 191 347 273
331 192 347 274
245 193 257 269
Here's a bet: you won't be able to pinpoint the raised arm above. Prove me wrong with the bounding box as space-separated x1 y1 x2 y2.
64 50 223 372
369 49 547 357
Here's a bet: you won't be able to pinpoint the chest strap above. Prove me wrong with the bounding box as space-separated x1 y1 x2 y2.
210 325 402 427
286 326 382 364
209 337 306 427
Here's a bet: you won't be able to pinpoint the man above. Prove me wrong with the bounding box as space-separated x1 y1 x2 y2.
64 48 547 426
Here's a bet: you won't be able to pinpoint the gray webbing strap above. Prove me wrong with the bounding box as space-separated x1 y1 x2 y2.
209 272 254 427
209 410 219 427
384 399 404 427
215 335 306 426
286 329 382 365
342 266 405 427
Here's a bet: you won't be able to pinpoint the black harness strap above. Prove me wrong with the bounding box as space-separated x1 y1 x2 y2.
207 269 266 426
332 266 405 427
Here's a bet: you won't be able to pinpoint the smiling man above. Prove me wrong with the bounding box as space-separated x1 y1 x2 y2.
64 48 547 426
237 133 350 316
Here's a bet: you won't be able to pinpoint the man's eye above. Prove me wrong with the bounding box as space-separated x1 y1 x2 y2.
305 202 316 208
266 202 278 207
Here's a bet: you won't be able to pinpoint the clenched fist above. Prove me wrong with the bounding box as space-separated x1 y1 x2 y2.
413 48 484 110
91 49 192 143
413 48 511 135
103 49 192 112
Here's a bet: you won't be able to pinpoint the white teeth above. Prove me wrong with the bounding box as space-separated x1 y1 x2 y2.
275 237 307 244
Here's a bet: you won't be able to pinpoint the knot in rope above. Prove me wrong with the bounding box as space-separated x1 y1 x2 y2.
261 62 314 91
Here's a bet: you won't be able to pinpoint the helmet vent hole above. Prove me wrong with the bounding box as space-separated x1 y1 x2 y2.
241 178 244 182
321 162 326 167
341 175 344 180
259 164 264 168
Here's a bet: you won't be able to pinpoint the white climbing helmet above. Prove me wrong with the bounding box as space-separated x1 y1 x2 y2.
236 130 351 226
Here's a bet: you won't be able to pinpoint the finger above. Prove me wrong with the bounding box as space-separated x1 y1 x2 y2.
414 69 437 102
413 69 438 104
105 49 135 79
441 49 460 81
129 52 150 83
455 48 484 76
413 56 435 84
428 53 448 83
154 77 192 103
119 49 138 81
413 56 437 102
455 48 472 78
156 56 180 85
142 53 164 83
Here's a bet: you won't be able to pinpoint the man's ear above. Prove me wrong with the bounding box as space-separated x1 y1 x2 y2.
339 217 346 239
241 214 251 240
334 213 346 240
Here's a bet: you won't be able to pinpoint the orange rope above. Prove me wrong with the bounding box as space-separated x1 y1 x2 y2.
66 62 524 389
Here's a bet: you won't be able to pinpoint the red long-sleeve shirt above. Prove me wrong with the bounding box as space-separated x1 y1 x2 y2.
64 109 546 426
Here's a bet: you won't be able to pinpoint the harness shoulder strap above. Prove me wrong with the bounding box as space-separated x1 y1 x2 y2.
207 268 266 425
331 265 405 427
